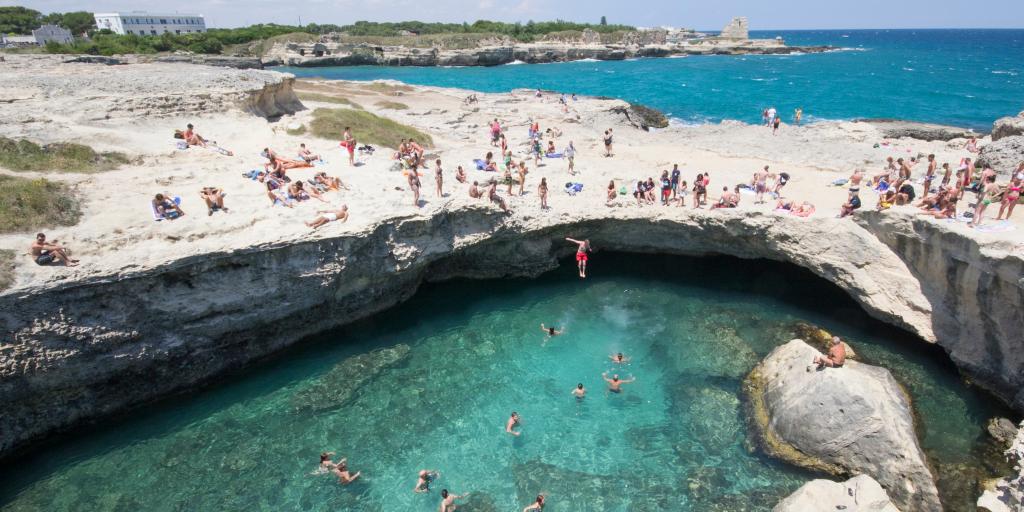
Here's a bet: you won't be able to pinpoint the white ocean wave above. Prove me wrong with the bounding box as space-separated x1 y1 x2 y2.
504 60 526 66
992 70 1019 76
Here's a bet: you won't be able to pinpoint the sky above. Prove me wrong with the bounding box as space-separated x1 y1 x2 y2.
6 0 1024 30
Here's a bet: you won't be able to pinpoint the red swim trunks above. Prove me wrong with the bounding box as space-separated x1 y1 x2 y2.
576 251 588 262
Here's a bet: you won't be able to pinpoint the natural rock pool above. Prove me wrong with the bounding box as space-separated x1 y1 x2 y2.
0 254 1010 511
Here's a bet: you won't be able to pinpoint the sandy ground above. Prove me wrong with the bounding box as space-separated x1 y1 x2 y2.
1 57 1020 292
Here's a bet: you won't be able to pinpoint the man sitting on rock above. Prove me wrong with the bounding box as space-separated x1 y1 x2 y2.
810 336 847 371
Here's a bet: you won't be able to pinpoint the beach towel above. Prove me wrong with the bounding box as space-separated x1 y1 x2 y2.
174 140 188 150
564 183 584 196
831 178 849 186
242 169 262 180
739 188 756 196
151 196 182 221
473 159 486 170
545 153 563 159
975 221 1016 233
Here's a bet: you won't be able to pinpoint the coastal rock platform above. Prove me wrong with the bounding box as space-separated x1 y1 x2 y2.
0 57 1021 463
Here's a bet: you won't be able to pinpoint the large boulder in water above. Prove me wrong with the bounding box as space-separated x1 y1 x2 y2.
744 339 941 512
976 135 1024 178
992 112 1024 141
774 474 901 512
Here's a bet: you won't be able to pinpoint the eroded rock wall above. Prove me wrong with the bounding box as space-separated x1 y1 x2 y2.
855 211 1024 411
0 206 1016 462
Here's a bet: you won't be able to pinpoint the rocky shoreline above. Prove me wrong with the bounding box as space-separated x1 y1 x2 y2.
265 41 833 68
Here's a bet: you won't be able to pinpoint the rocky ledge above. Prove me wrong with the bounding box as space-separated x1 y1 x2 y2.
744 339 941 511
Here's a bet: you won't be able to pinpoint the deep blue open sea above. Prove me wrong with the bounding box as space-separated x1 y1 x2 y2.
278 29 1024 131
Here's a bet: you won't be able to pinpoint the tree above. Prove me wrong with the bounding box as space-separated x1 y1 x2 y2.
0 6 42 34
600 16 607 26
52 11 96 35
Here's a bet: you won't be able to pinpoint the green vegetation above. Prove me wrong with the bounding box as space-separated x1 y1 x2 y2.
1 6 95 35
286 124 307 136
0 249 14 291
0 137 131 173
309 108 432 149
296 92 363 109
3 3 634 56
375 101 409 110
0 175 81 234
335 19 633 40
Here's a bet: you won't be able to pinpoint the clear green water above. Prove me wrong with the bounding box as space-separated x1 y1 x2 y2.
0 255 1008 511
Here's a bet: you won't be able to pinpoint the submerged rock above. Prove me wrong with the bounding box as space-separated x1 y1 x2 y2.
977 419 1024 512
290 344 410 412
774 474 900 512
744 339 941 512
988 417 1020 448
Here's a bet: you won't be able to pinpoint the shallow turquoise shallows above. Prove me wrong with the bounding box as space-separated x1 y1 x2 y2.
0 255 1007 511
278 29 1024 131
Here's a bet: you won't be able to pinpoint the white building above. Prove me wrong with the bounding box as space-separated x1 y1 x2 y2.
93 12 206 36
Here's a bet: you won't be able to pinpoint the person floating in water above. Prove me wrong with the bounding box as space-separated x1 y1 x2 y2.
414 469 440 493
602 372 635 393
540 323 563 337
609 352 630 364
572 383 586 398
566 237 591 278
506 411 521 436
809 336 847 371
523 494 547 511
323 455 360 484
440 489 468 512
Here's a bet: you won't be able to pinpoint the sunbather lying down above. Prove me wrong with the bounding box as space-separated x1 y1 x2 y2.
775 200 815 217
153 193 185 220
306 205 349 229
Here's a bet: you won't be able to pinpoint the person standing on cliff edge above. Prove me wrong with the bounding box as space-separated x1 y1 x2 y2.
566 237 590 278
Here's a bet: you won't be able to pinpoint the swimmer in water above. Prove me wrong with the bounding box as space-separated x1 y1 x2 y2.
609 352 630 364
331 458 361 485
602 372 635 393
572 383 586 398
319 452 337 470
523 494 547 511
440 489 468 512
414 469 440 493
540 323 563 337
506 411 521 436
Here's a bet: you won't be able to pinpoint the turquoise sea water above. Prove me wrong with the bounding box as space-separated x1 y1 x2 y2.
0 255 1009 511
278 29 1024 131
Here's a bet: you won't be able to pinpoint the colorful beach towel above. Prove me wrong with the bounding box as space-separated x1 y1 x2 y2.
151 196 182 221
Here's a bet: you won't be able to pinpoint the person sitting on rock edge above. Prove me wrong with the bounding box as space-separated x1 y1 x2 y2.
810 336 847 371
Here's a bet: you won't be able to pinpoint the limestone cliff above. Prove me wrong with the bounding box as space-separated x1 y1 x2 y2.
5 204 1018 462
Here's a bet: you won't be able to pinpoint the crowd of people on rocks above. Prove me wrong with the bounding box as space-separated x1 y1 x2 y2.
837 149 1022 227
24 96 1024 273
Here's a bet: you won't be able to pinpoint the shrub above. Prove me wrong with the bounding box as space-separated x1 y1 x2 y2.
286 125 307 136
0 175 81 233
0 137 131 172
309 108 432 149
